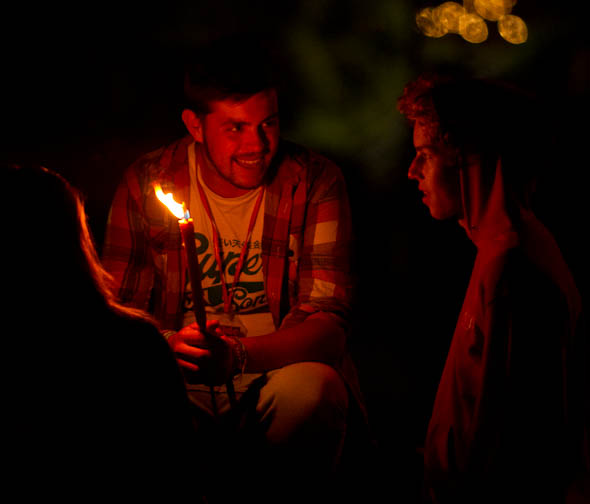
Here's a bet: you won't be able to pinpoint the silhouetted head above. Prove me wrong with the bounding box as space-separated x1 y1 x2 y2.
4 164 98 301
3 163 151 322
399 73 545 222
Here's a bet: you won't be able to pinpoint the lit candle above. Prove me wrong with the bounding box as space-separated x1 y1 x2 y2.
154 183 207 329
154 183 236 408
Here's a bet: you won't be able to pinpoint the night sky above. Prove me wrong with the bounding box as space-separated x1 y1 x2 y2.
3 1 588 497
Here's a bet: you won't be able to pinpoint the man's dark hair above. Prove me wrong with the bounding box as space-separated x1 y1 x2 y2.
183 35 280 116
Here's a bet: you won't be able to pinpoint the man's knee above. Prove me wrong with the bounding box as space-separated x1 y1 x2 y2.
257 362 348 443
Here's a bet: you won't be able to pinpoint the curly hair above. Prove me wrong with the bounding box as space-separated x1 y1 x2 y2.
401 73 543 149
397 73 454 147
398 73 441 123
398 73 548 205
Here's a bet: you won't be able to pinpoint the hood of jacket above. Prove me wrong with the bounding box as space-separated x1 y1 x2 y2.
458 152 532 251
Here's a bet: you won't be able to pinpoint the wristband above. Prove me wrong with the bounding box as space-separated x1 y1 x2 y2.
162 330 176 341
228 336 247 378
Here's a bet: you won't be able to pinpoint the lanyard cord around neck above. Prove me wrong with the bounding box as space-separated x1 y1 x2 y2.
195 172 265 314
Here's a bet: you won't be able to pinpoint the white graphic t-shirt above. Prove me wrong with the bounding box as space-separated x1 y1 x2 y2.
182 142 276 340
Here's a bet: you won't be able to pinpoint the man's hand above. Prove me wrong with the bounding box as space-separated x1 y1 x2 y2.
167 320 235 385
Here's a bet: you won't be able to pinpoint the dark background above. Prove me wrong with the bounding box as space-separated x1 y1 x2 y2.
3 1 588 499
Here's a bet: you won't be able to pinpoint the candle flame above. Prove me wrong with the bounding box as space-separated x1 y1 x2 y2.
154 183 186 220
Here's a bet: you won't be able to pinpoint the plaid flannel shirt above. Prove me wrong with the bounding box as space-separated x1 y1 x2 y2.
103 135 353 330
102 136 365 411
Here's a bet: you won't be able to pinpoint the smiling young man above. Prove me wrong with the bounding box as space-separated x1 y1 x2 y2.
102 37 365 500
181 89 280 197
399 74 588 504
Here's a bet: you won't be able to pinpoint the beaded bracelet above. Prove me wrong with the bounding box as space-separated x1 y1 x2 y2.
229 336 248 378
162 330 176 341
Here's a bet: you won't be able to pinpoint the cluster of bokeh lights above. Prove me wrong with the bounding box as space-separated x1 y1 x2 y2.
416 0 528 44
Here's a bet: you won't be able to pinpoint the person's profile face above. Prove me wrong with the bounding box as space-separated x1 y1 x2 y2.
408 121 463 220
200 89 280 197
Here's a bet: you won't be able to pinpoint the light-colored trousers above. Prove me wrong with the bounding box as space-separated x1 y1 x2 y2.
186 361 349 477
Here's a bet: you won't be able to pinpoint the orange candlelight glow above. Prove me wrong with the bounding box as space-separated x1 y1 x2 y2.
154 183 186 220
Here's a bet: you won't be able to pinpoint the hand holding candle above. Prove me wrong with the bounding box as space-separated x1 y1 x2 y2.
154 184 237 406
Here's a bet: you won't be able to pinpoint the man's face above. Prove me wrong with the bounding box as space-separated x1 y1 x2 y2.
199 89 280 197
408 121 463 220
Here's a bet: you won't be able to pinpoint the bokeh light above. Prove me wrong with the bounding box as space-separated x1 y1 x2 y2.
459 12 489 43
416 7 448 38
473 0 515 21
416 0 525 44
463 0 476 13
438 2 466 34
498 14 528 44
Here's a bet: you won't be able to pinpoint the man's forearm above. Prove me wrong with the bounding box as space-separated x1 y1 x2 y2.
241 315 347 373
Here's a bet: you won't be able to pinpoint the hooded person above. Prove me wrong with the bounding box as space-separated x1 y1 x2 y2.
398 74 589 503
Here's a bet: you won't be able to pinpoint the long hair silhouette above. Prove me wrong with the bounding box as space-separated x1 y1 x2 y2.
3 163 199 499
